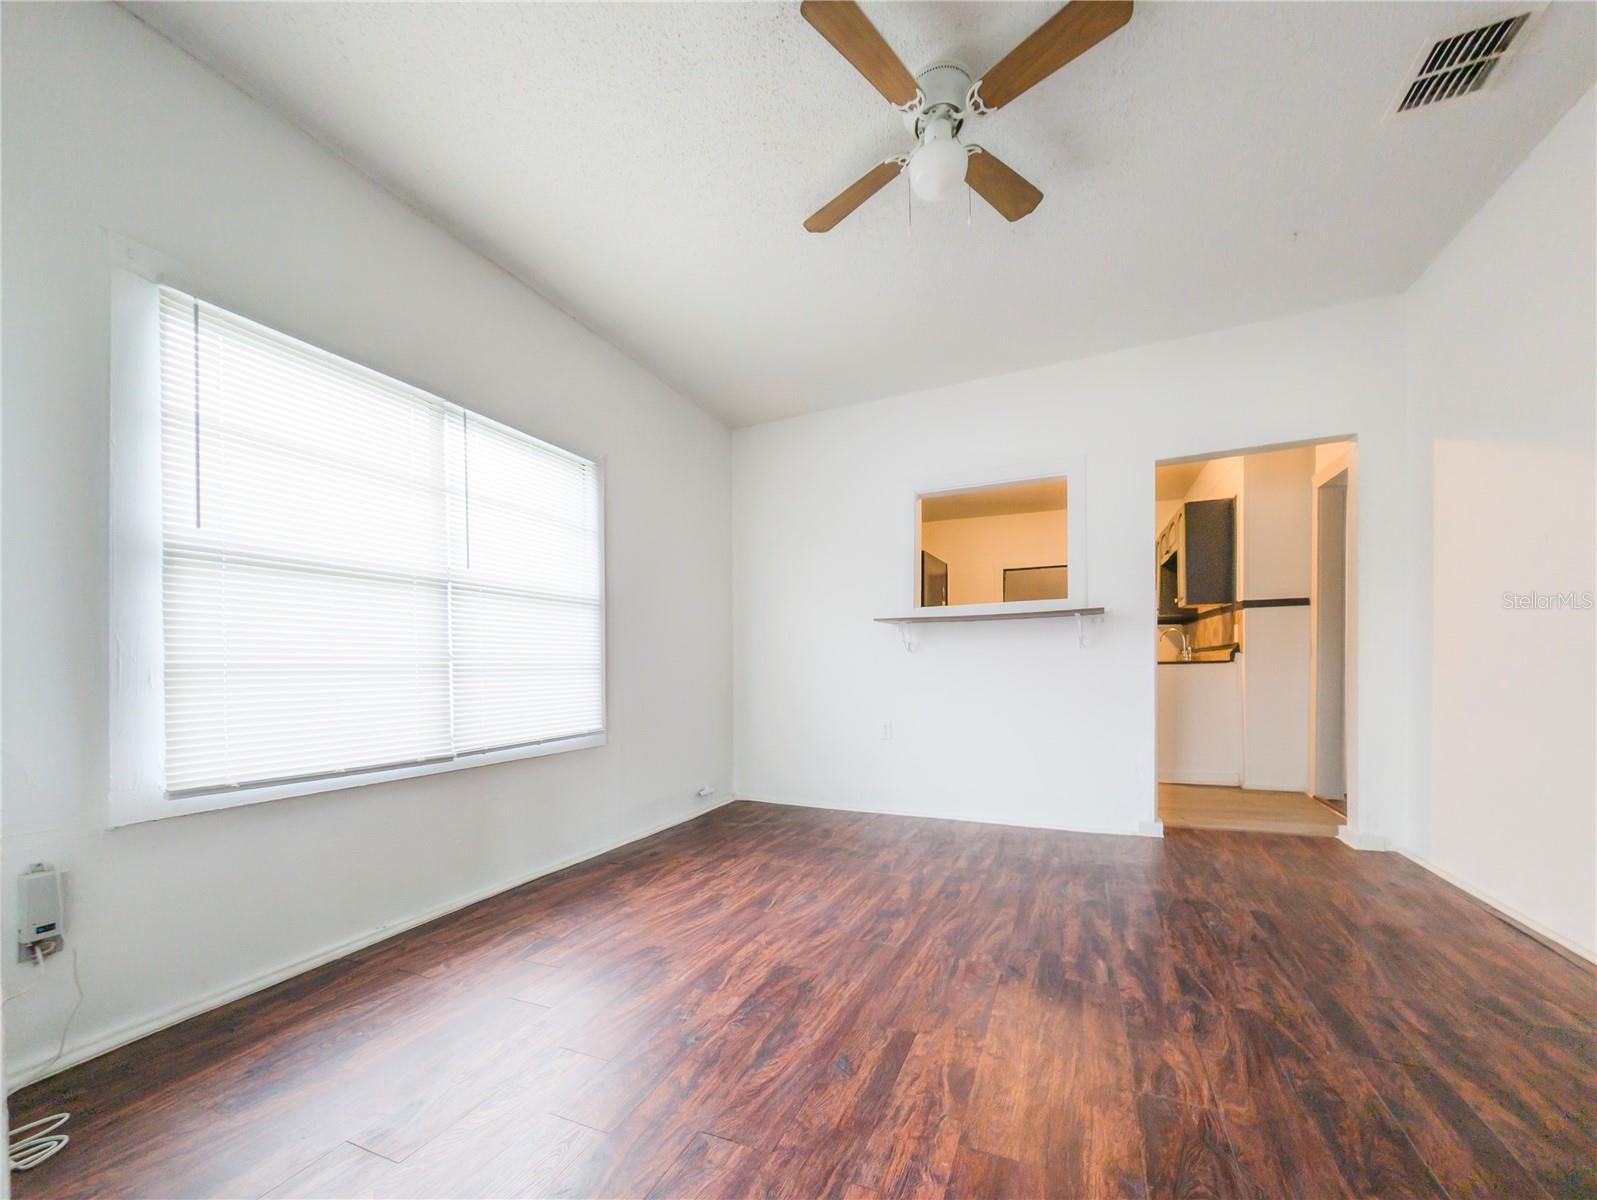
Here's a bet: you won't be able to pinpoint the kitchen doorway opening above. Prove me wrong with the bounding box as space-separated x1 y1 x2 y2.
1154 437 1355 836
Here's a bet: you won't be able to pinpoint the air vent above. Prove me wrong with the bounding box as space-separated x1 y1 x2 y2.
1397 13 1529 112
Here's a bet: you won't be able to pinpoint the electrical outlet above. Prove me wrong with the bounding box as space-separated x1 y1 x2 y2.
881 722 893 740
18 936 63 964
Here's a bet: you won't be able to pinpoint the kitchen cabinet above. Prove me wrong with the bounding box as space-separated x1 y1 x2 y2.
1158 496 1235 608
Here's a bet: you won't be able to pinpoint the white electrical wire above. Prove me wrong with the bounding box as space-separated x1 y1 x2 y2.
35 945 84 1077
1 945 48 1006
9 1113 69 1171
6 944 82 1173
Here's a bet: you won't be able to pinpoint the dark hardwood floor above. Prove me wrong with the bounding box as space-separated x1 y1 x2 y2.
10 801 1595 1199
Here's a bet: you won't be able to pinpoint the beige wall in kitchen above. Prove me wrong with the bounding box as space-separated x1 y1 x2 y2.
920 509 1068 605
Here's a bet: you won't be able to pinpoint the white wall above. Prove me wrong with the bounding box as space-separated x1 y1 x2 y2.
0 0 9 1158
1156 663 1241 786
1238 448 1314 792
1239 448 1313 600
734 299 1413 841
1405 87 1596 958
1 3 732 1085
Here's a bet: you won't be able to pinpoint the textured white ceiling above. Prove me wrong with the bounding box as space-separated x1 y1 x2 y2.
126 2 1595 427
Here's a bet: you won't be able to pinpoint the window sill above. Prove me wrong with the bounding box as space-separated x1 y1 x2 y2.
875 602 1105 624
108 732 607 829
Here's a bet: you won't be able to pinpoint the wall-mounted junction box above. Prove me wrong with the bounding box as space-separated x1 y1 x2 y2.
17 863 66 962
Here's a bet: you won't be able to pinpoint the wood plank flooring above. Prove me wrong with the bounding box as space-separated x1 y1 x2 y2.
1158 783 1344 836
10 800 1594 1199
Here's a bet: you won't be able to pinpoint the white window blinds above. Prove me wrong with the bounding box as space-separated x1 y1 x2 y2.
157 289 603 798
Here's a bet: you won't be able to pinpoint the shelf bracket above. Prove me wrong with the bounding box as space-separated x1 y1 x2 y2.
1075 611 1107 648
899 623 918 654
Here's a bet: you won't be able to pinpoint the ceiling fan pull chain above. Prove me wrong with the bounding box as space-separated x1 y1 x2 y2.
966 143 980 227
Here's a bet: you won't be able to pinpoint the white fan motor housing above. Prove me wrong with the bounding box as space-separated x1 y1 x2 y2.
903 61 973 137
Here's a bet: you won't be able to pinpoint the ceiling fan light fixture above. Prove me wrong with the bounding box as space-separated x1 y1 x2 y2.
907 117 968 204
801 1 1133 231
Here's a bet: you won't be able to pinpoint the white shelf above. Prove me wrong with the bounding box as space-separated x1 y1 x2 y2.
875 604 1105 624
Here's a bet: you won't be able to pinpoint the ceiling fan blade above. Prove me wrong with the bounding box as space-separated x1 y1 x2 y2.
804 160 904 232
974 1 1132 112
966 150 1043 222
800 1 919 107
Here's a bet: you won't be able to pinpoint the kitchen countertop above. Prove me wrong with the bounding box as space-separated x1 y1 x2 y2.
1156 642 1240 664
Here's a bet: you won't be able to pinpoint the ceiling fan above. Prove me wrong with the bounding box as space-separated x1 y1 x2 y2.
800 0 1132 232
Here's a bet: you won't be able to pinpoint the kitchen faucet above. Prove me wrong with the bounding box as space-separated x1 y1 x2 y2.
1159 624 1193 662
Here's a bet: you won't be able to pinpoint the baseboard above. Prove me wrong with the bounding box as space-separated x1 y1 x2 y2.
1337 827 1388 851
1157 770 1241 787
1397 849 1596 967
736 793 1160 839
5 795 731 1093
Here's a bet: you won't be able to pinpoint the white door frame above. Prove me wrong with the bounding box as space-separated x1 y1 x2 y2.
1308 447 1353 817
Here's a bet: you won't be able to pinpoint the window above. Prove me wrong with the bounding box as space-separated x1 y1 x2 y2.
110 279 603 823
918 478 1068 607
909 466 1086 614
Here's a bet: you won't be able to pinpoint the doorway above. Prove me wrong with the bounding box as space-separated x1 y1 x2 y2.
1154 439 1354 836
